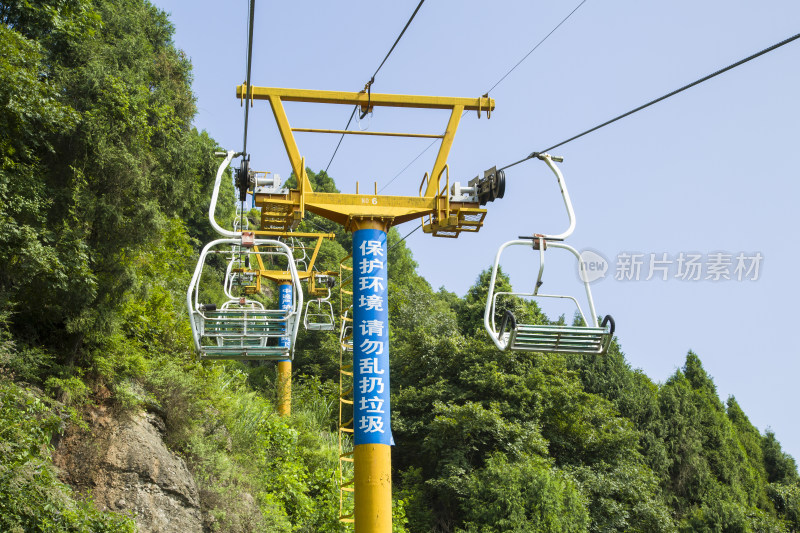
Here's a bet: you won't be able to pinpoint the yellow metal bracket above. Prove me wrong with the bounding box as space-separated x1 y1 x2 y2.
250 230 335 284
238 84 494 234
309 270 339 297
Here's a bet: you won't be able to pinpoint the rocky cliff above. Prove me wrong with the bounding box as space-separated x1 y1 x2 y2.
54 404 203 532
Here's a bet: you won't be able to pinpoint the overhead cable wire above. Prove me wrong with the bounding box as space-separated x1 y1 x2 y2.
367 0 426 85
324 0 426 174
499 30 800 171
324 108 357 174
242 0 256 157
484 0 586 95
378 0 588 194
235 3 339 247
236 0 257 243
388 222 422 252
378 141 439 193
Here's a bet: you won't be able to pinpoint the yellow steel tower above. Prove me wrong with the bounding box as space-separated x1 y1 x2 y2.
240 84 498 532
249 230 336 416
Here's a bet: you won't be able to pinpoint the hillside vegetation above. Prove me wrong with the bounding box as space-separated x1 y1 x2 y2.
1 1 799 531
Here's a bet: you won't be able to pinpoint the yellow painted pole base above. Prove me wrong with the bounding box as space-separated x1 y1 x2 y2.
354 443 392 533
277 360 291 416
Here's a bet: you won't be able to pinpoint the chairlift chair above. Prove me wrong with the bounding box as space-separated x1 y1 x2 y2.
339 307 354 353
214 299 269 348
484 237 615 354
232 213 250 233
304 274 336 331
223 252 257 300
304 297 335 331
483 154 614 355
289 235 309 272
187 237 303 360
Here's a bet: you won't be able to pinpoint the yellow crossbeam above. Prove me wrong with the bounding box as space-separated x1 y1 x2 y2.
252 230 335 239
237 85 494 111
255 191 485 231
292 128 443 139
252 232 334 283
242 85 494 235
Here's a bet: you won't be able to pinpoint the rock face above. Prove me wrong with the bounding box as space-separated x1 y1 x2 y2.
54 406 202 533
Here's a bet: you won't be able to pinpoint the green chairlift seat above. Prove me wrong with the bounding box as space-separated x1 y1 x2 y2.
498 309 614 354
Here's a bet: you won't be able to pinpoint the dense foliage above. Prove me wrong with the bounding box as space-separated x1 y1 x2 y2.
0 376 136 532
1 1 798 531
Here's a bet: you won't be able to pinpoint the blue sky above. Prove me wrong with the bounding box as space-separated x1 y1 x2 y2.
153 0 800 462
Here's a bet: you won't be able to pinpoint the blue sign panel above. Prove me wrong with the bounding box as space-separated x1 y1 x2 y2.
352 229 393 446
279 282 292 353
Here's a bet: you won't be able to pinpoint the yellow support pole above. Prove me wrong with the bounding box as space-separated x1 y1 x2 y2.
351 219 392 533
354 444 392 532
277 280 293 417
277 359 291 417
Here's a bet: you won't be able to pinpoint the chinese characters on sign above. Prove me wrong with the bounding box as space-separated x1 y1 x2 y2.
352 230 393 446
613 252 762 281
279 283 292 349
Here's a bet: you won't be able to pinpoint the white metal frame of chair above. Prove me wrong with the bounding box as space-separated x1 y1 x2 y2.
217 299 266 347
222 252 256 300
289 235 309 272
232 217 250 233
339 307 353 353
483 153 614 354
209 151 243 239
529 152 577 241
232 205 250 233
221 299 264 311
187 237 303 360
304 286 336 331
304 273 337 331
484 238 614 354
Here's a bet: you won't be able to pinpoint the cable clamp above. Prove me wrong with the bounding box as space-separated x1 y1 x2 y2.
477 93 491 119
359 77 374 119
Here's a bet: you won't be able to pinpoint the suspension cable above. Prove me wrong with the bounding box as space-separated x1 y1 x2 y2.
371 0 425 82
499 31 800 171
388 222 422 252
324 0 426 174
242 0 256 157
237 0 257 239
386 31 800 254
377 0 587 194
485 0 586 95
324 108 357 174
379 141 439 194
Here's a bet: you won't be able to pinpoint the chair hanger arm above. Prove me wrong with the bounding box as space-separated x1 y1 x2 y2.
209 151 240 238
537 153 576 241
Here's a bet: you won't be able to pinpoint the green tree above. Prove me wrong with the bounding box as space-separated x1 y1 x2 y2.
459 453 589 533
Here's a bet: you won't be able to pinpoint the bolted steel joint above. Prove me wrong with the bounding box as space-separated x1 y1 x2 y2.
469 166 506 205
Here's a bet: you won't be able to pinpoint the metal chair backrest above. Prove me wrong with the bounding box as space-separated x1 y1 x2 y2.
187 237 303 360
484 239 614 355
